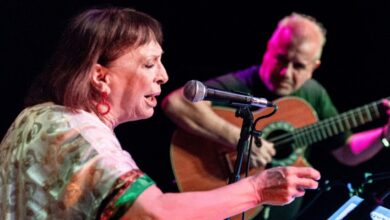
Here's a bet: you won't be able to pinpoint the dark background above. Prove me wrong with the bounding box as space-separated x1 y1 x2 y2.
2 0 390 218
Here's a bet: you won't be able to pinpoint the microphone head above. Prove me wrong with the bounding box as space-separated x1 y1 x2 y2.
183 80 207 102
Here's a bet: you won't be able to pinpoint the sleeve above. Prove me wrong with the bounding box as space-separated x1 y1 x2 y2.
204 66 256 94
204 73 241 90
203 66 257 108
54 145 155 219
60 111 157 219
21 106 156 219
98 170 155 219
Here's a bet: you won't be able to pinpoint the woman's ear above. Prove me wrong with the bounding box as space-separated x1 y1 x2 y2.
91 64 110 94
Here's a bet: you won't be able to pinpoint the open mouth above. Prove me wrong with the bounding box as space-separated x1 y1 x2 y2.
144 94 158 107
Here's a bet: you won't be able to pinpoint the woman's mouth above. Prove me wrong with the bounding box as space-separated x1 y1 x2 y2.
144 93 160 107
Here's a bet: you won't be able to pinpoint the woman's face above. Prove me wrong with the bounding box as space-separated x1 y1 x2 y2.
106 40 168 124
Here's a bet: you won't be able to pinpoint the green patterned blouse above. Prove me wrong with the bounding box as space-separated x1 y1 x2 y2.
0 103 154 219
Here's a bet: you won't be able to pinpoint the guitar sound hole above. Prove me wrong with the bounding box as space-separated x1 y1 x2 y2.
266 130 293 160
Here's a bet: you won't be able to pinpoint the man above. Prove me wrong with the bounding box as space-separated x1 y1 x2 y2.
162 13 389 219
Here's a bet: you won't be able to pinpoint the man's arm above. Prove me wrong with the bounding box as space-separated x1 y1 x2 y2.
332 100 390 166
162 87 241 148
162 87 275 166
332 125 389 166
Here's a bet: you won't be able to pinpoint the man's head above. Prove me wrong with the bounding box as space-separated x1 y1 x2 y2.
260 13 326 96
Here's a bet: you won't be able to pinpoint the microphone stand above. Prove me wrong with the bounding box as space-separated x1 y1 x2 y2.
225 106 254 220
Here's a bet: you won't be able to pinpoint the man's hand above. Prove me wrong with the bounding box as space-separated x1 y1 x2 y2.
250 138 276 167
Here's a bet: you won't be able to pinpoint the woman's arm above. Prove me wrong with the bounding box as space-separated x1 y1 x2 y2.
121 166 321 220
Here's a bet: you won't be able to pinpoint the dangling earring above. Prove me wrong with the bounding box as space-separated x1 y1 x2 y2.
96 92 110 116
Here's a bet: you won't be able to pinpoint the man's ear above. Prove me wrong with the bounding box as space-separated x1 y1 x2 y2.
91 64 110 93
314 60 321 70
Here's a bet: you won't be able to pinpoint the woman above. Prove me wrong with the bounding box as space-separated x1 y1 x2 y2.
0 7 321 219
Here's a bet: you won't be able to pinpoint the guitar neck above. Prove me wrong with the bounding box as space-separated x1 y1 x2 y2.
272 97 389 147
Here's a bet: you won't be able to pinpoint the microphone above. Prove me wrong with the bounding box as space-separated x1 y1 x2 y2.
183 80 274 108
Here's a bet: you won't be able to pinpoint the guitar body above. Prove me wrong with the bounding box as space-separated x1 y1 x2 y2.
170 97 318 220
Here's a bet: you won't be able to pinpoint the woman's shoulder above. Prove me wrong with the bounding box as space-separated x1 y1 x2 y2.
11 102 115 149
8 102 67 134
17 102 136 167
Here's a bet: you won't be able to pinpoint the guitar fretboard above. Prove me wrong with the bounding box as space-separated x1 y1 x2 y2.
270 98 388 147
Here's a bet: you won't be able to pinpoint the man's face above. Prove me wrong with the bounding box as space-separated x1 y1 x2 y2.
260 28 320 96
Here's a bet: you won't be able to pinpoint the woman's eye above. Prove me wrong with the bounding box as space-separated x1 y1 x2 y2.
145 64 154 68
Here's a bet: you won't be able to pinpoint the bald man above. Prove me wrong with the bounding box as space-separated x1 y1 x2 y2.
163 13 389 219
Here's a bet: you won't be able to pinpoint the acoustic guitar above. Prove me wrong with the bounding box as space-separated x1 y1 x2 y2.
170 96 387 220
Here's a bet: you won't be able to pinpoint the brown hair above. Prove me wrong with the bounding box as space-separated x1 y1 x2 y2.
25 7 163 114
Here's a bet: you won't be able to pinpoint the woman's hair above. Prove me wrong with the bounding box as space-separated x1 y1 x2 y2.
25 6 163 114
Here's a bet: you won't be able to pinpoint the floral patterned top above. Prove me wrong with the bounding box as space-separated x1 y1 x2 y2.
0 102 154 219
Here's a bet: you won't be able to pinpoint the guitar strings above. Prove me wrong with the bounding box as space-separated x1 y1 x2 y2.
265 100 383 147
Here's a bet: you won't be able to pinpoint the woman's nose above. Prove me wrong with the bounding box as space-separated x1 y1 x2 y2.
156 64 169 84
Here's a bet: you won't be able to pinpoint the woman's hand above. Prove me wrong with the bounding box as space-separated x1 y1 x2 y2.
251 166 321 205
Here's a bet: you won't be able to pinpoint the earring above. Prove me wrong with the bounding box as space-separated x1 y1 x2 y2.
96 92 110 115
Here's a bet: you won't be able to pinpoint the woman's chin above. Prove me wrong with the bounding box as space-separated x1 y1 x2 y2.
139 110 155 120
